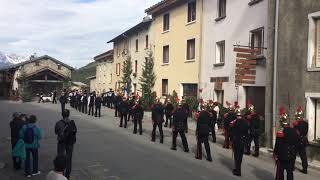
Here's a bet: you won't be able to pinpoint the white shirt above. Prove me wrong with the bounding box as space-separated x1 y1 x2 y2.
46 171 68 180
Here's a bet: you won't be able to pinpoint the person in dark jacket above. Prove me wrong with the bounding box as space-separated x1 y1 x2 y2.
181 98 190 133
52 90 57 104
244 103 260 157
10 112 25 170
59 92 68 113
119 97 130 128
223 101 236 149
292 106 309 174
132 100 144 135
95 95 102 117
113 93 122 117
55 109 77 179
208 102 217 143
195 105 212 161
81 92 88 114
76 92 82 112
164 99 174 128
274 107 300 180
171 103 189 152
151 99 164 143
88 93 95 116
128 95 135 122
229 110 249 176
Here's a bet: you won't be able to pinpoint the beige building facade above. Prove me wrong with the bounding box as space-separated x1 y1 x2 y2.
146 0 203 98
92 50 113 93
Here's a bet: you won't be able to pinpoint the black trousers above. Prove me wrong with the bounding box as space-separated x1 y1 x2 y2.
151 123 164 142
88 105 94 116
25 148 39 175
210 125 216 142
128 112 133 121
246 134 260 155
115 106 119 117
52 97 57 104
184 118 188 133
275 160 295 180
95 106 101 117
78 103 82 112
172 130 189 151
38 97 44 103
233 144 244 174
82 103 87 114
298 146 308 171
61 103 65 113
120 113 128 128
196 135 211 159
57 143 74 179
133 117 143 134
164 114 172 127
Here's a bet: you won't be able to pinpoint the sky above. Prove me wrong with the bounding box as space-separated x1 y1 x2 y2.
0 0 159 68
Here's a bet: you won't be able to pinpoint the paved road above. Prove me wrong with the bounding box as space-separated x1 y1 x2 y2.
0 100 318 180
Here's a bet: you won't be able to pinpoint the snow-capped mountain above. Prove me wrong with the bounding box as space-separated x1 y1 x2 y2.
0 51 28 67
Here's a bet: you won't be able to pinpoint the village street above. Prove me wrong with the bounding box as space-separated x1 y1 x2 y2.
0 100 319 180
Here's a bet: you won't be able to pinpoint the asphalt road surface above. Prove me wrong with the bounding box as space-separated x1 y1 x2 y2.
0 101 319 180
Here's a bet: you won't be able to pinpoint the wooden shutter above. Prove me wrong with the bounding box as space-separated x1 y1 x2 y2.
316 99 320 139
316 19 320 67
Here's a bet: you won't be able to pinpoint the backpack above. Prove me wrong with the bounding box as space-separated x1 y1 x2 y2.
58 120 76 144
24 125 35 144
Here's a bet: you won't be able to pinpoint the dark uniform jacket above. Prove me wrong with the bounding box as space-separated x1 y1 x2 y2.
182 103 190 115
113 95 122 107
274 126 300 161
165 103 174 116
230 118 249 147
119 101 130 115
82 94 88 104
152 103 164 124
95 97 102 107
89 95 95 106
173 108 187 130
196 110 211 135
246 113 260 136
209 109 217 127
224 112 236 131
132 105 144 120
293 120 309 147
59 95 67 104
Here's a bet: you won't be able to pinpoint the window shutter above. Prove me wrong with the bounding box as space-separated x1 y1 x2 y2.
316 19 320 67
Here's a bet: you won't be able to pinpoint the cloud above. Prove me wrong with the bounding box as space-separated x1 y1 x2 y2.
0 0 159 68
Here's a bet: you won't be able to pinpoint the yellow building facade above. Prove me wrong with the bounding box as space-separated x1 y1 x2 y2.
146 0 203 98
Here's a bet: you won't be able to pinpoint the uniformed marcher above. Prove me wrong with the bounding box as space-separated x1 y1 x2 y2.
119 97 130 128
113 93 122 117
274 107 300 180
132 99 144 135
244 102 260 157
59 91 68 113
88 93 95 116
164 99 174 128
195 104 212 161
171 103 189 152
223 101 236 149
128 94 135 122
181 97 190 133
81 92 88 114
208 100 217 143
76 92 82 112
52 90 57 104
293 106 309 174
151 99 164 143
95 94 102 117
229 109 249 176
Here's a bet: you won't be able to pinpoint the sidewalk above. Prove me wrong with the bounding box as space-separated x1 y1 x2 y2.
121 108 320 171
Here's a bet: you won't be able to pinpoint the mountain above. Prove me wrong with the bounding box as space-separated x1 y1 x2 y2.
71 61 96 85
0 51 28 67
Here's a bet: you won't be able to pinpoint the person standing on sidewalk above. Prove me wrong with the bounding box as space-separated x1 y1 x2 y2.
151 99 164 143
195 104 212 162
46 155 68 180
132 99 144 135
274 107 300 180
181 97 190 133
164 99 174 128
171 103 189 152
229 110 249 176
223 101 236 149
119 97 130 128
55 109 77 179
95 94 102 117
293 106 309 174
88 92 95 116
244 102 261 157
10 112 25 170
19 115 42 178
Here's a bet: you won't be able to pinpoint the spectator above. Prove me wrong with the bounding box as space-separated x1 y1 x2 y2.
46 155 68 180
55 109 77 179
10 112 25 170
19 115 42 178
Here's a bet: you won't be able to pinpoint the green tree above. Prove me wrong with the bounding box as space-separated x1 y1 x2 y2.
139 51 156 109
121 55 133 93
19 68 32 102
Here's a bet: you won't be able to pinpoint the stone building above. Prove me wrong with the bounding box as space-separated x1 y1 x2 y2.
266 0 320 147
0 55 74 98
92 50 113 93
108 17 152 94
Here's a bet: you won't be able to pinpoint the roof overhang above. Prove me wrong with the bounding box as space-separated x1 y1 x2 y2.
145 0 185 15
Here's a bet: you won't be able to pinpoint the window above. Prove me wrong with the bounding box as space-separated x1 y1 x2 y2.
187 1 196 22
136 39 139 52
162 79 168 96
217 0 226 18
315 19 320 67
163 13 170 32
163 45 169 64
58 64 62 70
315 99 320 140
182 84 198 97
116 44 121 57
35 61 40 66
134 60 138 73
250 27 264 55
187 39 196 60
116 63 121 76
145 35 149 49
216 40 225 64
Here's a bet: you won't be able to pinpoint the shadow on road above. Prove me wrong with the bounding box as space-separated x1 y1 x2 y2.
249 164 275 180
217 152 234 171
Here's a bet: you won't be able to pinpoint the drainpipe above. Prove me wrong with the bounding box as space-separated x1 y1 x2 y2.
272 0 280 146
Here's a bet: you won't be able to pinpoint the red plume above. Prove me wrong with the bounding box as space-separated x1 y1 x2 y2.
296 106 302 113
234 101 239 108
279 106 286 116
247 100 252 108
176 97 180 103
